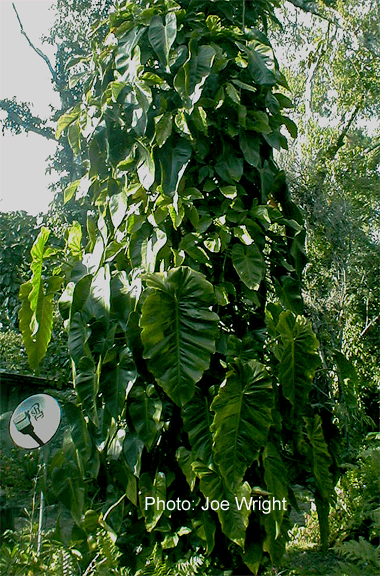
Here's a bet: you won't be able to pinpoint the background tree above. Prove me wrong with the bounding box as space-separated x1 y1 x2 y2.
272 0 380 456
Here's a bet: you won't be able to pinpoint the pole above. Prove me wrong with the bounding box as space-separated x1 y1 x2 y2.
37 445 48 556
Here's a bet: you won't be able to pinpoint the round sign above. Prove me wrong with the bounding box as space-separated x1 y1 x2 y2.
9 394 61 449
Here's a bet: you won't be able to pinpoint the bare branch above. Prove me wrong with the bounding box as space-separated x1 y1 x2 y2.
285 0 335 24
358 315 380 340
12 2 58 85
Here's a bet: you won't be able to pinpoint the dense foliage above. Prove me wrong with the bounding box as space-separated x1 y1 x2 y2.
1 0 378 574
14 0 343 573
272 0 380 456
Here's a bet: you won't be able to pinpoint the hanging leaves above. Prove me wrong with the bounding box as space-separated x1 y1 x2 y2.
211 360 273 490
19 228 62 371
275 311 320 417
148 13 177 72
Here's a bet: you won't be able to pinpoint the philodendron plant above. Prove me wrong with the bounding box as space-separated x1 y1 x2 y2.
19 0 336 572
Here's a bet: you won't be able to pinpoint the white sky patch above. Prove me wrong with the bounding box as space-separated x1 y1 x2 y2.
0 0 59 215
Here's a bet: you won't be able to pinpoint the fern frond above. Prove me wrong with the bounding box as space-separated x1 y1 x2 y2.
334 560 376 576
96 527 121 566
334 536 380 568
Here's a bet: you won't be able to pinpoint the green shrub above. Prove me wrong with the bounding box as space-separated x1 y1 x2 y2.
0 448 38 501
333 537 380 576
286 440 380 556
0 330 29 373
330 444 380 546
0 517 133 576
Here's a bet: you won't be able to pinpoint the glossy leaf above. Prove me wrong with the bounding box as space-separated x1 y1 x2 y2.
211 360 273 490
19 228 62 371
74 354 100 426
246 42 276 85
64 402 92 465
306 415 334 501
176 446 197 491
195 509 216 553
50 436 85 526
182 388 213 463
140 267 219 406
139 471 166 531
232 243 265 290
174 41 215 109
102 347 137 419
158 138 192 197
192 461 251 548
123 432 144 477
129 384 162 450
155 112 173 147
148 13 177 72
239 132 261 167
263 443 288 537
55 104 81 139
275 311 320 417
137 141 155 190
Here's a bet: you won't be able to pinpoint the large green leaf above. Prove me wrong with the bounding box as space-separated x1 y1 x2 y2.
148 13 177 72
154 112 173 148
242 41 276 86
66 221 83 260
137 141 155 190
129 384 162 450
140 267 219 406
215 150 244 182
55 104 81 140
275 311 320 417
176 446 197 491
232 243 265 290
123 432 144 477
306 415 334 501
50 436 85 526
102 347 137 419
158 138 192 197
18 228 62 371
139 471 166 531
64 402 92 466
182 387 213 464
211 360 273 490
74 354 100 426
242 542 264 576
174 41 215 110
262 512 289 567
263 442 288 545
192 461 250 548
195 509 216 554
239 131 261 167
68 310 92 366
110 272 134 332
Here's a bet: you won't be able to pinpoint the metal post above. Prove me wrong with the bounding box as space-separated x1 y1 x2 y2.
37 445 48 556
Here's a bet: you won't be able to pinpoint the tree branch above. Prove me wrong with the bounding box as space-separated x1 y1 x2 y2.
285 0 380 59
325 103 361 159
358 315 380 340
12 2 58 85
314 102 361 194
0 98 56 140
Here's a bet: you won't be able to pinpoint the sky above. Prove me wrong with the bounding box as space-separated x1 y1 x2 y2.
0 0 60 215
